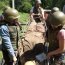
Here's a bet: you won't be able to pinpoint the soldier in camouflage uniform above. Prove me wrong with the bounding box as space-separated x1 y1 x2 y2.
46 10 65 65
0 6 20 65
30 0 45 22
18 0 47 65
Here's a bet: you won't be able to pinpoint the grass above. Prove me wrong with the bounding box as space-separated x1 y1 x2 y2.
0 51 3 60
19 12 30 23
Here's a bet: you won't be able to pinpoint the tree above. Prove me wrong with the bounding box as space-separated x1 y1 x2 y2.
15 0 32 12
0 0 65 12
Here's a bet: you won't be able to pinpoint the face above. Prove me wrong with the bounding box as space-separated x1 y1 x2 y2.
4 15 18 23
35 1 41 7
10 18 18 23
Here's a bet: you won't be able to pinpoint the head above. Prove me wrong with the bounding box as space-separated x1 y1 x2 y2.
50 11 65 28
24 61 36 65
51 7 59 13
35 0 41 7
3 7 20 22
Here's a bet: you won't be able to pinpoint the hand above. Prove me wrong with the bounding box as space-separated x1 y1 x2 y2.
38 13 41 16
13 56 17 62
47 53 52 59
38 14 43 18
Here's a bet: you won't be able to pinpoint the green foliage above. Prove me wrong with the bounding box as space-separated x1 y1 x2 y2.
0 51 3 60
19 12 29 23
44 0 53 9
22 2 32 13
0 0 10 11
0 0 10 10
14 0 22 11
0 0 65 13
0 2 6 10
15 0 32 13
35 0 65 10
55 0 65 10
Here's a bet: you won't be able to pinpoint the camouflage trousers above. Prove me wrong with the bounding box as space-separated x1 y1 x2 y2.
18 37 46 65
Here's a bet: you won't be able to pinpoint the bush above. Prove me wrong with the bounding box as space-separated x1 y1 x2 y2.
22 2 32 13
0 1 10 11
0 2 6 10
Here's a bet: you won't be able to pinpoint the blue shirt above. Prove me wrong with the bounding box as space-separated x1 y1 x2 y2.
0 24 15 57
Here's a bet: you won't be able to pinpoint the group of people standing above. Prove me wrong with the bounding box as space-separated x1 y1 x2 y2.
0 0 65 65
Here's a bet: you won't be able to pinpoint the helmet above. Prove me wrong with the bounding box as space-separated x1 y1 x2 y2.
51 7 59 13
3 6 11 11
50 11 65 27
3 8 20 19
24 61 36 65
35 0 41 4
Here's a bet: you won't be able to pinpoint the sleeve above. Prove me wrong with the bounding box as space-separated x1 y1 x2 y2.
0 15 4 21
58 30 65 40
30 7 34 13
57 29 65 52
63 5 65 14
0 25 15 57
40 8 45 19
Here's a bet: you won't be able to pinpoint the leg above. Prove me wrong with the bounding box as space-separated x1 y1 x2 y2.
2 49 13 65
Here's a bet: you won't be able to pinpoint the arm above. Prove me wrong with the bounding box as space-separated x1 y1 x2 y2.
41 8 45 20
38 7 45 20
47 30 65 58
0 25 15 57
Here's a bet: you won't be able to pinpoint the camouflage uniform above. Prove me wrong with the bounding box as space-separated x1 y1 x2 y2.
18 18 47 65
18 0 47 65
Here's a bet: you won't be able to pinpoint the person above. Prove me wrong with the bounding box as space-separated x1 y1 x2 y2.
46 11 65 65
51 7 60 13
0 6 20 65
30 0 45 22
46 7 60 22
18 1 47 65
46 7 60 30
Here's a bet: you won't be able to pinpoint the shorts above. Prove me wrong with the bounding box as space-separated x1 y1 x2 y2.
59 53 65 63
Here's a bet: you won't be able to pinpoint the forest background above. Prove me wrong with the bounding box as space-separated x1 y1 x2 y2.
0 0 65 22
